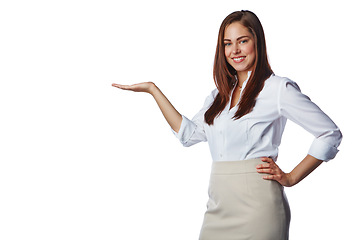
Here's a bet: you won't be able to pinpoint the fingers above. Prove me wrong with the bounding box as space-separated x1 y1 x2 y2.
262 174 282 181
112 83 130 90
112 82 153 93
261 157 274 163
256 167 274 174
112 83 141 92
256 157 282 177
256 163 270 169
256 157 274 172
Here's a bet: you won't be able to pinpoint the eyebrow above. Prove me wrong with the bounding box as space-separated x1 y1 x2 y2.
223 36 249 42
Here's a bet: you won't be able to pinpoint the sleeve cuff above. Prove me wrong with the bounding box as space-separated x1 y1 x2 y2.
308 138 340 162
171 115 197 145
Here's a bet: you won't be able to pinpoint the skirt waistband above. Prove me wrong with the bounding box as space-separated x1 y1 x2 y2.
211 158 262 175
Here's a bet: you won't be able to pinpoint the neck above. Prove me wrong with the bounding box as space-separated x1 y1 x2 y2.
236 71 250 87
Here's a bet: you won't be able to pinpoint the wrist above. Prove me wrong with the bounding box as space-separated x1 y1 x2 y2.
286 155 323 187
285 172 297 187
148 82 157 95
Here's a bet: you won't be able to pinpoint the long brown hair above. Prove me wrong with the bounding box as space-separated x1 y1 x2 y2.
205 10 273 125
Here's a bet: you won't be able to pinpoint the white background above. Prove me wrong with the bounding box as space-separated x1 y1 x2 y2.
1 0 359 239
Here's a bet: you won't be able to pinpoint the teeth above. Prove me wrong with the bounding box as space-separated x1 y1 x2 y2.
234 57 245 61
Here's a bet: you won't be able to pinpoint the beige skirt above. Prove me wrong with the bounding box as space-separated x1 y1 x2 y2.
199 158 291 240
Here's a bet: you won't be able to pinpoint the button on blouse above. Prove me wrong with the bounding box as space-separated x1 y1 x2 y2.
172 74 342 162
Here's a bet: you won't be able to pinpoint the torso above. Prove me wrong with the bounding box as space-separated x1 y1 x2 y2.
204 74 287 162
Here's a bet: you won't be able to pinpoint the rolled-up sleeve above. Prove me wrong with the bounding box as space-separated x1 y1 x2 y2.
171 89 217 147
278 79 342 161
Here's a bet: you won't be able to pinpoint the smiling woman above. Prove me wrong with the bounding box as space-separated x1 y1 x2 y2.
112 10 342 240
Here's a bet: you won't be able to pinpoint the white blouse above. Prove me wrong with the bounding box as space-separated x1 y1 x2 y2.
172 73 342 162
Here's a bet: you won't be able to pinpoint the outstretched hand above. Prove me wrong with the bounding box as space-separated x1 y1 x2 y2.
256 157 294 187
112 82 155 94
112 81 182 132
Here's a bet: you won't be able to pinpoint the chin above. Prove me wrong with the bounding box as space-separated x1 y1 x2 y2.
234 66 250 72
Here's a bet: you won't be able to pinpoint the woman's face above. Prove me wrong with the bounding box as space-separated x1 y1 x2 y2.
224 22 256 74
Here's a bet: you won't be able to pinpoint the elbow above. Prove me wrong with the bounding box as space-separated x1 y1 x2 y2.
309 128 343 162
182 143 192 148
334 128 343 148
318 127 342 148
180 139 194 148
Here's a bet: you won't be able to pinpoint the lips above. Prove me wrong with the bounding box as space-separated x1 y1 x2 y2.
232 56 245 63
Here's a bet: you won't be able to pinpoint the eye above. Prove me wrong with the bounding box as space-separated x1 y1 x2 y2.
240 39 248 44
224 42 231 46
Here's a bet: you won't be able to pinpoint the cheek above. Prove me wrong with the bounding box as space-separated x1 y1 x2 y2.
224 47 231 58
244 44 255 56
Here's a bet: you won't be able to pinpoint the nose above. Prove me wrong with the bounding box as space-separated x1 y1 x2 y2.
232 44 240 54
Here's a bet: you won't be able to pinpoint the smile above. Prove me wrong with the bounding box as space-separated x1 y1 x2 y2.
233 56 245 63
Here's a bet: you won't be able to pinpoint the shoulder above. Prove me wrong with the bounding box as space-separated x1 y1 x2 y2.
210 88 219 98
264 74 300 92
265 74 295 86
200 88 218 107
209 88 219 100
205 88 219 101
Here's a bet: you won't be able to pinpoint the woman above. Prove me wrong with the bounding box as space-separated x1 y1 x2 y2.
112 10 342 240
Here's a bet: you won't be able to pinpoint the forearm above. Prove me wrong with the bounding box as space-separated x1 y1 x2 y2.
288 154 323 186
149 83 182 133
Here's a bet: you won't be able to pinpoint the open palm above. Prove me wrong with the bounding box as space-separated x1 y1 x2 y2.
112 82 155 93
